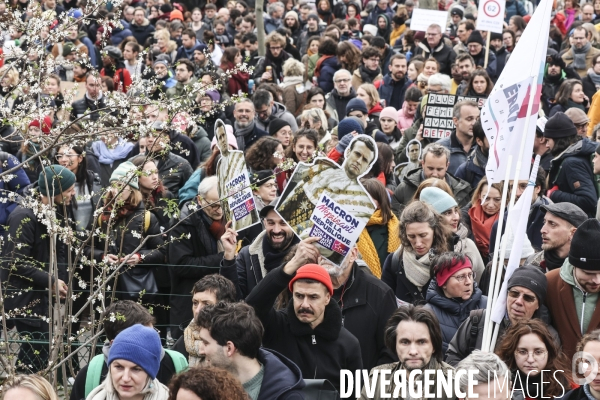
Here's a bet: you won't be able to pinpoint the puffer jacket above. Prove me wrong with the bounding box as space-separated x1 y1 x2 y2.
504 0 527 22
70 95 107 121
316 56 340 93
425 280 487 354
414 41 456 76
547 137 598 217
391 167 472 217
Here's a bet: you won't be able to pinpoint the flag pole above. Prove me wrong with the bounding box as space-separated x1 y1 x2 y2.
480 154 513 352
484 31 492 69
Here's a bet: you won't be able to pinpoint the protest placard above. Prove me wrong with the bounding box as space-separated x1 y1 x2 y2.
476 0 506 33
276 136 378 265
215 120 259 230
423 94 486 138
409 9 449 32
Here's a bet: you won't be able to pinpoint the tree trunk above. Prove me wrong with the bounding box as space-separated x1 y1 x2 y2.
256 0 266 56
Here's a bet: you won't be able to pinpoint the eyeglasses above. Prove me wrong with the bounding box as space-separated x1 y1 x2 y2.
451 272 475 283
508 289 537 303
576 122 589 130
270 46 282 51
334 78 351 83
55 153 78 160
256 108 270 117
201 198 222 210
514 349 548 359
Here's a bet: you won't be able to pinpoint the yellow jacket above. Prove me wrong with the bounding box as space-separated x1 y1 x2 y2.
389 25 406 47
588 90 600 137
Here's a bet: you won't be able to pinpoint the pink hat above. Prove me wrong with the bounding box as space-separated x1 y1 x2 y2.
210 124 238 150
380 107 398 123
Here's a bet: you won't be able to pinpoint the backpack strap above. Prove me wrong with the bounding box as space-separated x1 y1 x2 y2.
468 309 485 354
85 354 106 398
164 349 188 373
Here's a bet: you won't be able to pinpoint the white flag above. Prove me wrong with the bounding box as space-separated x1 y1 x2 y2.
481 0 553 185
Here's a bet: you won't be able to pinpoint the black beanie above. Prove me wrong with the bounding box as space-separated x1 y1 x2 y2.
467 31 485 46
160 3 173 13
490 32 502 41
569 219 600 270
268 118 291 136
547 53 566 70
508 266 547 304
543 112 577 139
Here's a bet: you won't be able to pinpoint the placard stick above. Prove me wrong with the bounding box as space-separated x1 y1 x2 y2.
484 31 492 69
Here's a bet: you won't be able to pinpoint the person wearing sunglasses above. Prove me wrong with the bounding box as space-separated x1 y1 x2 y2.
445 266 560 366
496 319 571 400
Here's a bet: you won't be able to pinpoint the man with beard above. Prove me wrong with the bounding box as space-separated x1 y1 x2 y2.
562 25 600 78
168 176 227 338
465 31 497 80
453 21 474 55
325 69 357 122
544 112 598 216
362 305 455 398
525 203 587 272
232 99 268 151
541 54 570 116
220 205 300 300
437 100 479 175
378 54 411 111
252 90 298 133
166 59 197 101
546 218 600 359
455 119 487 188
414 23 456 76
298 14 325 55
195 302 305 398
317 246 397 371
242 33 261 70
489 31 509 77
253 32 291 85
191 44 213 78
454 53 475 95
245 241 363 394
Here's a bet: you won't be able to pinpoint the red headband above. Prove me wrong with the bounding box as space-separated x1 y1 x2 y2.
436 258 473 287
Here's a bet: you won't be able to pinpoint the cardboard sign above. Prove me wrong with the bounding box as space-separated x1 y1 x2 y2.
423 94 486 138
476 0 507 33
60 81 86 100
409 9 449 32
275 136 378 266
215 120 259 230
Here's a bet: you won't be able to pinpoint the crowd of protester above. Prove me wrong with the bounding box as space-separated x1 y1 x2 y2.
7 0 600 397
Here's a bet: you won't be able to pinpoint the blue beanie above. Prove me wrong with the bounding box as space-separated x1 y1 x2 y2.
419 187 457 214
338 117 364 140
38 165 76 197
346 98 369 116
108 325 162 379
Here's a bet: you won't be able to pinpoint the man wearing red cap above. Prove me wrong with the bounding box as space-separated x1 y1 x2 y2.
245 237 363 393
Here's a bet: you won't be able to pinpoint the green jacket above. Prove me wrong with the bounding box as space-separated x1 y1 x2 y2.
560 259 599 334
166 77 197 100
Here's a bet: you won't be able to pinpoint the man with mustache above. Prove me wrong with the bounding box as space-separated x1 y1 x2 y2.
245 238 363 394
220 204 299 299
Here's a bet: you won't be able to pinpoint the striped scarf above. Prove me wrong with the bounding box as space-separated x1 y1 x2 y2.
357 210 401 278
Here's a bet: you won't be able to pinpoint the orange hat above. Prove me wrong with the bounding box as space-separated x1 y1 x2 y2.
170 9 184 21
289 264 333 295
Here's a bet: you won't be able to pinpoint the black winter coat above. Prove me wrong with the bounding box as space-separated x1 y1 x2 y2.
154 152 194 196
0 125 22 156
70 96 107 121
381 248 430 305
246 266 363 393
168 201 223 336
582 74 599 101
257 348 306 400
425 280 487 355
548 137 598 217
1 206 69 327
414 41 456 76
85 151 127 189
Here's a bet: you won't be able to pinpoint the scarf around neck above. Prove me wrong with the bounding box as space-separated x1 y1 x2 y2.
262 232 298 273
359 64 381 84
87 369 169 400
543 249 565 271
468 202 499 258
234 120 256 149
588 68 600 88
184 320 203 367
92 139 134 164
571 41 591 70
357 210 401 278
403 248 433 290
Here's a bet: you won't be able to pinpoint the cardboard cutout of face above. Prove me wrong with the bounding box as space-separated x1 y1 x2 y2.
406 139 422 163
275 135 378 265
214 119 259 230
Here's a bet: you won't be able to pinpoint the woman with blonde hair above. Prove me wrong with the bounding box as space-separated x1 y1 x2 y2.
280 58 307 117
2 375 58 400
0 65 25 113
153 29 177 62
357 83 383 128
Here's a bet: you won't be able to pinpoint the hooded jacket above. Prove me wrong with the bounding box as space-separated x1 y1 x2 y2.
504 0 527 22
256 348 305 400
414 40 457 76
546 261 600 359
168 201 224 337
219 230 299 300
130 18 155 45
391 167 473 217
547 137 598 217
425 280 487 354
254 102 299 132
245 265 363 393
109 25 133 46
317 56 341 93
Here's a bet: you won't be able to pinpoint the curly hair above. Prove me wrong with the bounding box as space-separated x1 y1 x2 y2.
496 320 571 398
399 201 451 254
245 136 282 171
168 367 248 400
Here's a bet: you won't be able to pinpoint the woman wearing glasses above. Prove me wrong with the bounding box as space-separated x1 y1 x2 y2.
496 319 571 399
445 266 561 366
425 252 486 355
